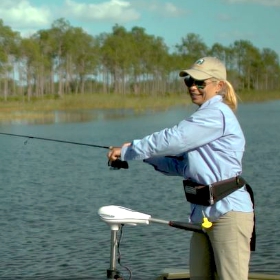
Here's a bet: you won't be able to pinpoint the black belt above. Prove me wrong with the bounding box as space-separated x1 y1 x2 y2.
183 176 256 251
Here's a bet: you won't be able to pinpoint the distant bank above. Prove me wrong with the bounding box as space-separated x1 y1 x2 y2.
0 91 279 124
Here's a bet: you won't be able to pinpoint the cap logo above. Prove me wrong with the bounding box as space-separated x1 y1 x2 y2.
195 59 204 65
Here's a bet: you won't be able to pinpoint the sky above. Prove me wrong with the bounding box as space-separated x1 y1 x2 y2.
1 0 280 58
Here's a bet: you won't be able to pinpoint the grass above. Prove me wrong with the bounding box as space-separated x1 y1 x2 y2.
0 91 279 123
0 93 189 123
237 90 280 103
0 93 189 111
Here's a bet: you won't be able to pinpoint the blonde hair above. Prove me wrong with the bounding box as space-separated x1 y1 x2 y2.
219 80 238 111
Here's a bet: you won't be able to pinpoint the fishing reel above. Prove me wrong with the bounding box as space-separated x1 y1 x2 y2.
108 159 129 170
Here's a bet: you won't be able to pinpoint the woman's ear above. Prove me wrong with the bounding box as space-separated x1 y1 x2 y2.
217 81 225 92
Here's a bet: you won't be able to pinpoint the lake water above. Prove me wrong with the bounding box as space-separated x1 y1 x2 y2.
0 100 279 279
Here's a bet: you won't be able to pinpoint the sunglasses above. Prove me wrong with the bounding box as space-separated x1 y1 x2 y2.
184 75 208 89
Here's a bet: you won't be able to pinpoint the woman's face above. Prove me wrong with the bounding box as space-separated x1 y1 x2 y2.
184 76 223 106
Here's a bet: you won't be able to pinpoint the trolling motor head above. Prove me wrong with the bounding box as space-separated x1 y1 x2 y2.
98 205 151 230
98 205 205 232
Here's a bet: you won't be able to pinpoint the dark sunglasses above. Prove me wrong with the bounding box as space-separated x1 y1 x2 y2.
184 75 207 89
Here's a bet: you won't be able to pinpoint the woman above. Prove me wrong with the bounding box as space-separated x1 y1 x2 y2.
107 57 254 280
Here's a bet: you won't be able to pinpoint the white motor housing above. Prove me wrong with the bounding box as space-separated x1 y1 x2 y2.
98 205 151 229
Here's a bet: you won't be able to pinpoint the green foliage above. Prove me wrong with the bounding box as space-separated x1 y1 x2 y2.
0 18 279 102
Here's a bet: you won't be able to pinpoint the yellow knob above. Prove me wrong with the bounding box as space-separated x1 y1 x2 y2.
202 217 212 229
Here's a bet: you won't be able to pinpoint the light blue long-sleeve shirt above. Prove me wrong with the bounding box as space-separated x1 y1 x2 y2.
121 95 253 223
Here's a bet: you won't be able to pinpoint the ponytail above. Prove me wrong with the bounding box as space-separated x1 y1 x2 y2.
220 80 238 111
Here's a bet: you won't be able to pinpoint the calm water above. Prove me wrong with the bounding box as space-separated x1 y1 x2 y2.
0 101 279 279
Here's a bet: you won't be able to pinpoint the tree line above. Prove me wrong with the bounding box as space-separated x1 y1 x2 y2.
0 18 279 100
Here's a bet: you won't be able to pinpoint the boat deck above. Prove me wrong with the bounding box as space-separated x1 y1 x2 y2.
156 269 280 280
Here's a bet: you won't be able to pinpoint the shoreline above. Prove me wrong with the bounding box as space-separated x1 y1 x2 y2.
0 92 279 124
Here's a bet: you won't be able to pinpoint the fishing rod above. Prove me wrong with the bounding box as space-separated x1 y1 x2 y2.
0 132 128 169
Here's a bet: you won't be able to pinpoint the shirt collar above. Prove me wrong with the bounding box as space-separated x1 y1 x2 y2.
199 95 222 110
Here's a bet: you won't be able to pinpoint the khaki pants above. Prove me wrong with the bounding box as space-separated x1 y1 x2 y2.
190 211 254 280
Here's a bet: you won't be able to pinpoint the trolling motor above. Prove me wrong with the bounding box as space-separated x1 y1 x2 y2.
98 205 209 279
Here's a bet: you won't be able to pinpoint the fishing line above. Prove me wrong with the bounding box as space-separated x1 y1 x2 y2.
0 132 129 169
